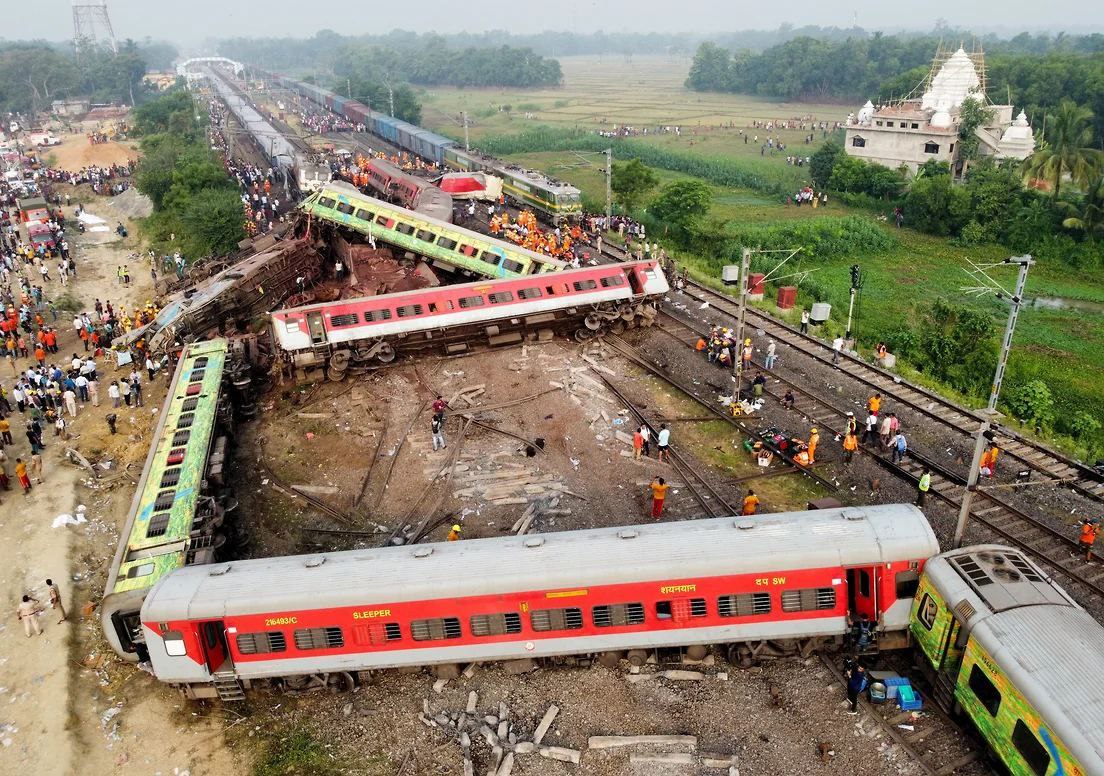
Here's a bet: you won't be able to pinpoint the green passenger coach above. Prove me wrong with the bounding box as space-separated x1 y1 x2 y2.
300 181 567 281
910 545 1104 775
101 339 234 661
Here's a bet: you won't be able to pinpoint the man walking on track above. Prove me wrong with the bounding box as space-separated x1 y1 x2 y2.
46 578 66 623
649 476 669 519
17 595 42 637
916 468 931 507
657 424 671 463
1079 518 1100 561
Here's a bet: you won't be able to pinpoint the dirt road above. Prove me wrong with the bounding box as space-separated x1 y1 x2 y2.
0 194 236 775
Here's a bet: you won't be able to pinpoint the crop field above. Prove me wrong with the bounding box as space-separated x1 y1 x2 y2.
421 55 848 155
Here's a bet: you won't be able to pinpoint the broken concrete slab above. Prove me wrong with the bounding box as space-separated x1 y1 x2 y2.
587 735 698 751
659 670 706 681
494 752 514 776
539 746 581 764
532 704 560 745
466 691 478 713
628 752 696 765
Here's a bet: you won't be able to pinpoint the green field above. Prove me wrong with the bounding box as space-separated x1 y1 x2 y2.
425 56 1104 455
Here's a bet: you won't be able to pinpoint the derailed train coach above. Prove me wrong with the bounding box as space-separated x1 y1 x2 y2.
139 504 939 700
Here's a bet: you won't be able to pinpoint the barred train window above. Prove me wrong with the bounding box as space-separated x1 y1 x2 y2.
780 587 836 612
592 603 645 627
365 309 392 322
530 607 583 632
655 598 708 620
518 288 542 300
573 279 598 291
329 313 359 327
718 592 772 617
469 613 522 637
351 622 402 645
502 259 524 274
411 617 462 641
488 291 514 304
600 275 625 288
293 626 344 650
459 296 485 309
236 631 287 654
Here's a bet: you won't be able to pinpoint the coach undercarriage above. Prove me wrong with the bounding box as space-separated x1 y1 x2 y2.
293 298 659 382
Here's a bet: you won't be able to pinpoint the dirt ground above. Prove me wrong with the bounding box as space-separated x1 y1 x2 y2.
40 130 139 173
0 193 236 776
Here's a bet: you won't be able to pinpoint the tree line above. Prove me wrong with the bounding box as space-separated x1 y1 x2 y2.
220 32 561 88
0 38 177 116
685 33 1104 142
132 90 245 261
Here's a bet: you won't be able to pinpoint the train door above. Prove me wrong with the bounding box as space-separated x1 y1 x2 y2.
306 313 326 345
199 620 232 674
846 567 878 623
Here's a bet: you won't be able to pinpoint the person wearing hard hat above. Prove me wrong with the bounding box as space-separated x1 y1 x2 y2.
807 428 820 464
741 338 753 371
447 524 462 541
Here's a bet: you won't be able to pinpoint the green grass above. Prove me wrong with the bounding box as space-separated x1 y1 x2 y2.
253 731 349 776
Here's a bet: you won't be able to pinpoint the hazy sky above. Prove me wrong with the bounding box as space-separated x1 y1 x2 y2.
14 0 1104 46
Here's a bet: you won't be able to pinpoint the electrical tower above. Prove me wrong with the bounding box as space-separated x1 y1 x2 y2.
72 0 118 58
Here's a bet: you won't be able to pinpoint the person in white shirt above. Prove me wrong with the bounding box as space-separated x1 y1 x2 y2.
832 336 843 366
107 381 121 408
657 424 671 463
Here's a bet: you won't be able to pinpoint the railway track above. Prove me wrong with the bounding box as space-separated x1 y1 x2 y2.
653 312 1104 603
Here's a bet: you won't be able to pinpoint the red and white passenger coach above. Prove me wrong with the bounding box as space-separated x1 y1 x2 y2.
140 504 938 699
271 259 669 377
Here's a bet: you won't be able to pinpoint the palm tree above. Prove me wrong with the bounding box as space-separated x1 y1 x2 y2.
1022 100 1103 197
1061 174 1104 243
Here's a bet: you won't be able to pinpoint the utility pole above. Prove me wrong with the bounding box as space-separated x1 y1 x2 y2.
462 111 470 151
604 148 612 226
953 255 1033 547
732 247 753 399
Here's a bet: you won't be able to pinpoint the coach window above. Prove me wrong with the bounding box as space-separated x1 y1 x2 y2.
459 296 485 309
459 244 477 256
573 279 598 291
352 622 402 646
329 313 359 327
968 664 1002 716
518 288 542 300
780 588 836 612
236 631 287 655
365 309 392 322
718 592 772 617
163 631 187 657
375 215 395 229
488 291 514 304
600 275 625 288
415 230 436 243
395 222 416 236
1012 720 1050 776
895 570 920 599
438 237 457 250
529 607 583 632
318 197 336 209
411 617 462 641
396 304 424 318
470 613 522 637
336 202 355 215
916 593 938 630
656 598 708 621
146 513 171 538
355 208 374 222
502 259 525 274
592 603 645 627
293 626 345 650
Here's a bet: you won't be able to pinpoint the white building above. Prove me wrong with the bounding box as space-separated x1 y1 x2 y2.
844 48 1035 175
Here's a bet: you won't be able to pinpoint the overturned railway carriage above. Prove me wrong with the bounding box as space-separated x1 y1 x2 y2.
911 546 1104 775
363 158 453 222
102 340 236 661
271 260 667 375
140 505 938 700
301 181 565 281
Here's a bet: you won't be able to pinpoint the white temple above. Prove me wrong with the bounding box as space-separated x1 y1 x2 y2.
844 47 1035 175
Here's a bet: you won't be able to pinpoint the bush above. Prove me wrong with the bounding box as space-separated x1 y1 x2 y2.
883 325 918 358
1005 379 1055 429
956 220 991 246
828 156 906 199
1069 410 1102 443
693 216 896 263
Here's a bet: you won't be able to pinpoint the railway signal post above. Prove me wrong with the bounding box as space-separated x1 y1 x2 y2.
953 255 1033 547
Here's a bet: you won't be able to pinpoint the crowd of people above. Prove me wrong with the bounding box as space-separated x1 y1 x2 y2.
39 163 135 195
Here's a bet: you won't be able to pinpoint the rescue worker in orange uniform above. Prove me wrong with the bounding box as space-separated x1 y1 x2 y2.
867 393 881 416
979 446 1000 478
447 524 462 541
806 428 820 464
842 430 858 463
742 489 760 515
1078 519 1099 561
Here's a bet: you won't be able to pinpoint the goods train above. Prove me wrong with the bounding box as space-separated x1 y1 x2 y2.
203 67 330 195
911 545 1104 775
270 259 667 377
139 504 939 700
263 70 582 222
301 181 566 282
362 157 453 222
102 340 237 662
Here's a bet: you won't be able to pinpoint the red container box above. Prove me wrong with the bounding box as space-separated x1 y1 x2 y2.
748 272 766 294
777 286 797 309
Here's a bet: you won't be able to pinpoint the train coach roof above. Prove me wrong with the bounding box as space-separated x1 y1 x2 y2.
971 605 1104 771
143 505 938 621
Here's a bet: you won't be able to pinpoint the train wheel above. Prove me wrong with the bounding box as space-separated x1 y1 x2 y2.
727 645 754 669
596 651 622 669
620 306 636 322
376 343 396 363
327 672 356 693
327 366 347 382
685 644 709 661
574 328 596 342
584 313 603 331
608 320 626 335
626 649 649 667
329 350 351 371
